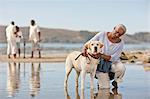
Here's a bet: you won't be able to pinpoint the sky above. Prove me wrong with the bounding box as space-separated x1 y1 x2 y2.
0 0 149 34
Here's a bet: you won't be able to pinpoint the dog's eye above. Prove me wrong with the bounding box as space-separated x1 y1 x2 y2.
97 44 99 46
91 44 94 46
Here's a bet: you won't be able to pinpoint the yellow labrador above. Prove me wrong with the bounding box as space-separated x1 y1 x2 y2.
64 41 103 90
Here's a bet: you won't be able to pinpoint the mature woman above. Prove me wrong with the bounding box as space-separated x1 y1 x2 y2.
82 24 126 89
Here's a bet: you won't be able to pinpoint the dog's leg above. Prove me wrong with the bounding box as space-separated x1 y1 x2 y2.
81 89 85 99
75 86 80 99
90 66 97 90
64 87 71 99
75 70 80 87
81 70 86 90
90 73 94 90
64 65 73 88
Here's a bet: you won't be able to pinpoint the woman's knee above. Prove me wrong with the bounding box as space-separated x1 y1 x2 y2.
114 62 126 72
119 63 126 72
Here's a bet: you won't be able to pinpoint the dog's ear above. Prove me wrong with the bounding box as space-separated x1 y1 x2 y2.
87 41 91 49
99 42 103 48
114 26 116 30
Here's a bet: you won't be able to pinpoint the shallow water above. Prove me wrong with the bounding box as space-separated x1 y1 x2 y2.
0 62 150 99
1 43 150 55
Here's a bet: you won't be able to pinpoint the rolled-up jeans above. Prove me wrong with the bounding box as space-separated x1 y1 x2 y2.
96 61 126 88
111 61 126 84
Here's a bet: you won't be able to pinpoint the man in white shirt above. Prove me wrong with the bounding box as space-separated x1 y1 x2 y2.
6 21 17 58
29 20 41 58
82 24 126 89
16 26 23 57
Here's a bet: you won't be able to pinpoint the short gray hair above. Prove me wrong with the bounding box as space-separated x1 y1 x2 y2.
116 24 126 33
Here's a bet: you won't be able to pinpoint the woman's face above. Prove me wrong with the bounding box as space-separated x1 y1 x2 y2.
111 27 125 38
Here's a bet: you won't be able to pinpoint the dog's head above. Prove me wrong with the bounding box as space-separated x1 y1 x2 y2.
87 41 103 54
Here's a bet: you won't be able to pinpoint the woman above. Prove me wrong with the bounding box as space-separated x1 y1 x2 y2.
82 24 126 89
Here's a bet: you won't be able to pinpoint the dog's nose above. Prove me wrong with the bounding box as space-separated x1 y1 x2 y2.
94 47 97 52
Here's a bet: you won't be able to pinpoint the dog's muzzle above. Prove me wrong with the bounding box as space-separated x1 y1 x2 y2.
94 47 97 53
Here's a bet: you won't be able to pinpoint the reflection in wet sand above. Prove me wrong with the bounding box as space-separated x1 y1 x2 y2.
64 86 122 99
94 88 122 99
6 62 41 97
1 63 149 99
64 86 95 99
64 87 80 99
7 62 21 97
29 63 41 97
64 87 71 99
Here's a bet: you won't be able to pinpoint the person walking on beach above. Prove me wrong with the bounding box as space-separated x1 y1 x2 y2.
29 20 41 58
15 26 23 57
6 21 17 58
82 24 126 89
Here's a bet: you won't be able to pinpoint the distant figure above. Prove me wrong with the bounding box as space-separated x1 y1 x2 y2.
6 21 17 58
29 20 41 58
15 26 23 57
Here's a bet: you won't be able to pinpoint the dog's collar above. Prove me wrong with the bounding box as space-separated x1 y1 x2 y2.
75 53 99 64
88 53 100 59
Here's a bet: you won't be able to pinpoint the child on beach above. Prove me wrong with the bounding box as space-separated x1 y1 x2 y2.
15 26 23 57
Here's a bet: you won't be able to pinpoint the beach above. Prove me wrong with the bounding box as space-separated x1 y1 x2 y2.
0 62 150 99
0 43 150 99
1 49 150 64
0 54 67 63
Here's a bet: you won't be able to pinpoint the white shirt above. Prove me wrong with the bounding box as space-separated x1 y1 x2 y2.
29 25 40 43
90 31 124 62
6 24 16 41
16 31 23 42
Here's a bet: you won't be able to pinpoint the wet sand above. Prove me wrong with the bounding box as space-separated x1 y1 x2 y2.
1 49 150 63
0 62 150 99
0 54 68 63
